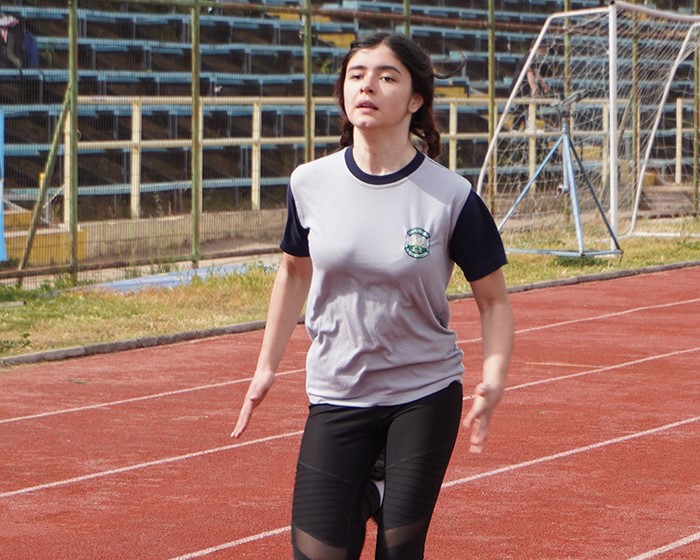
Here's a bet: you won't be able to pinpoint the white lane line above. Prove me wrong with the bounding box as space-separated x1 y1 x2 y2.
0 368 306 425
501 346 700 392
3 349 698 499
0 430 304 499
3 298 698 425
456 297 700 345
166 417 699 560
441 416 699 489
627 531 700 559
4 340 698 427
513 297 700 337
460 346 700 402
168 526 292 560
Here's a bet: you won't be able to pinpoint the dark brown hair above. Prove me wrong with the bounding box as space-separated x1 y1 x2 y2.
333 32 442 159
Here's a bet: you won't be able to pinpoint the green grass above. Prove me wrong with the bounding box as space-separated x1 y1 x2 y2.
1 234 699 360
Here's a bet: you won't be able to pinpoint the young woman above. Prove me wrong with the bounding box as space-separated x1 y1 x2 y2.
233 32 514 560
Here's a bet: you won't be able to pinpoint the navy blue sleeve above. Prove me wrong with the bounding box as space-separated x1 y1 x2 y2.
279 185 310 257
449 190 507 282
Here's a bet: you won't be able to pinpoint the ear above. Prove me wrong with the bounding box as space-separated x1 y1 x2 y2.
408 93 424 114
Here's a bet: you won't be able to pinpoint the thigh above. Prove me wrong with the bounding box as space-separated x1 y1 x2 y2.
380 382 463 551
295 403 387 486
292 404 386 559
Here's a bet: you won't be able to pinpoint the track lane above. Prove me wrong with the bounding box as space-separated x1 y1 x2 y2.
1 266 698 559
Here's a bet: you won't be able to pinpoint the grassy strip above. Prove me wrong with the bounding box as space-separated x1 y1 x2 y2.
1 234 699 360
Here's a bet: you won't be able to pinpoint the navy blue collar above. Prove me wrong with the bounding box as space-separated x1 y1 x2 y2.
345 147 424 185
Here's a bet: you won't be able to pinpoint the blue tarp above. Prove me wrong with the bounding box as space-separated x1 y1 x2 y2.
1 111 6 262
92 263 250 293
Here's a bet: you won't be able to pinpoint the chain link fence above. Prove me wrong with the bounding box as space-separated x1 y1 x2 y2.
3 0 688 286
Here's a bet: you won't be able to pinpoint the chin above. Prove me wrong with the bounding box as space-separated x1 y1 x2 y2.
351 120 380 129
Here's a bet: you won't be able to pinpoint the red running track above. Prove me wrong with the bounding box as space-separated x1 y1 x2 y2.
1 265 699 559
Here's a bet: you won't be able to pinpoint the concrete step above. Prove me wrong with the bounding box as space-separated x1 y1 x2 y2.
639 185 697 217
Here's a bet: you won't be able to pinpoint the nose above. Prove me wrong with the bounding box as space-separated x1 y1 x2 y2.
360 80 374 94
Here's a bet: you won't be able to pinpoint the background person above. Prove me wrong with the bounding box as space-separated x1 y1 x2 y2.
0 13 38 70
510 39 550 129
233 32 514 560
0 13 21 69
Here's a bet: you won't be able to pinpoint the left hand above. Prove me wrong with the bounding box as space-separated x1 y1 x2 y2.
231 372 275 439
462 382 504 454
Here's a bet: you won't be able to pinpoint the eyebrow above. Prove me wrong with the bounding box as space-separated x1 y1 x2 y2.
347 63 403 74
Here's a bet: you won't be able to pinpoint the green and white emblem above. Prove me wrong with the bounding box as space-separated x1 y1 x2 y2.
404 227 430 259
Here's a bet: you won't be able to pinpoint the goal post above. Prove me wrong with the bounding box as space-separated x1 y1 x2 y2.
1 111 6 263
477 0 700 257
629 17 700 234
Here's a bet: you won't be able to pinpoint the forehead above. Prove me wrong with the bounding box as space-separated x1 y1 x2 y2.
347 43 406 71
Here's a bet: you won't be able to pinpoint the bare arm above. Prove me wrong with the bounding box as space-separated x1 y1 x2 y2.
462 267 514 453
232 253 312 438
526 67 548 97
526 68 540 96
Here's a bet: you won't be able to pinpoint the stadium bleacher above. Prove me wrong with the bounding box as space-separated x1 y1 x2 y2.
1 0 681 212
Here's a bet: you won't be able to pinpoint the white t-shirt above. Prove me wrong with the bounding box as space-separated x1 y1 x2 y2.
281 148 506 407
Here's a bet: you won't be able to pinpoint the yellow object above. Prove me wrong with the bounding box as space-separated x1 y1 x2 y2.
5 227 87 266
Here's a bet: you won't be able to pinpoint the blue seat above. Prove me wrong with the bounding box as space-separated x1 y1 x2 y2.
1 104 63 119
1 6 65 21
33 35 346 76
8 5 354 43
5 171 292 202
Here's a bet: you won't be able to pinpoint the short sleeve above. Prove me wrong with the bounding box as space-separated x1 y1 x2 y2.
279 185 310 257
448 190 507 282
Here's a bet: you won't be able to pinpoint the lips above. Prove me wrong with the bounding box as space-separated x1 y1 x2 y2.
356 100 378 109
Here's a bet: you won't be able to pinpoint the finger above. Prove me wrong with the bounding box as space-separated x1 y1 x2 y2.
469 422 484 454
231 399 254 438
462 405 478 429
231 379 271 436
469 416 490 454
462 385 488 429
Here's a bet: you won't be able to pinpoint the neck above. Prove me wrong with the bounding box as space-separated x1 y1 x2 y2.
351 133 417 175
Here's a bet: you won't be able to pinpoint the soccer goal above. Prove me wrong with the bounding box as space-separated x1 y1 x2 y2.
477 0 700 257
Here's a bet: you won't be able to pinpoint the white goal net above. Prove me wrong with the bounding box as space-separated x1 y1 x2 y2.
477 0 700 256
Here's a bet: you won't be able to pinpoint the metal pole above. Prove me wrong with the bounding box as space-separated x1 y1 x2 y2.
303 0 313 163
251 100 262 210
68 0 79 281
487 0 496 208
130 99 142 219
631 11 640 221
18 88 70 279
448 101 457 171
403 0 411 38
191 0 202 267
695 0 699 213
675 98 682 184
608 2 619 241
564 0 571 97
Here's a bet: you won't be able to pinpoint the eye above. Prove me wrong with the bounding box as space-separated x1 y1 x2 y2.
380 75 395 82
348 73 363 80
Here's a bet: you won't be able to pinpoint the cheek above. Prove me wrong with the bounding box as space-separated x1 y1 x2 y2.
342 82 355 113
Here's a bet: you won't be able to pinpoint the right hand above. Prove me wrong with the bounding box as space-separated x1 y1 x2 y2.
462 382 504 454
231 373 275 438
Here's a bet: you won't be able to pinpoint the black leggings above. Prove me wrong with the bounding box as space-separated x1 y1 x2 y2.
291 381 463 560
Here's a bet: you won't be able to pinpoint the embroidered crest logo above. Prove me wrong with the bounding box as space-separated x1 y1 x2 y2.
404 227 431 259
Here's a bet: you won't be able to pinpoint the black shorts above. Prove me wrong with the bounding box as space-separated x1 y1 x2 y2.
292 381 463 560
